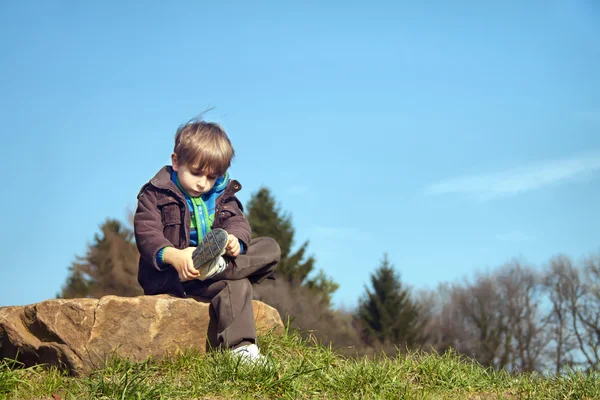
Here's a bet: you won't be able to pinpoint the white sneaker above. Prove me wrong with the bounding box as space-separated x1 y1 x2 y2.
197 256 227 280
231 343 267 365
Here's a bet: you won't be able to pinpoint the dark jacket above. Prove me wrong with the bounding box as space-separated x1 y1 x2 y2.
134 166 251 297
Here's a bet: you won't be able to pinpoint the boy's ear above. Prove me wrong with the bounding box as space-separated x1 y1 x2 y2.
171 153 179 171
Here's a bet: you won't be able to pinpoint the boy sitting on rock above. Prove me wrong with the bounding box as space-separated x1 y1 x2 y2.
134 117 280 363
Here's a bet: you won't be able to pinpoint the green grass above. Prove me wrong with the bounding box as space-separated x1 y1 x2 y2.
1 327 599 400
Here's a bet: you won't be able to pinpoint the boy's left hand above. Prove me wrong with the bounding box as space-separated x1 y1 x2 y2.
226 233 241 257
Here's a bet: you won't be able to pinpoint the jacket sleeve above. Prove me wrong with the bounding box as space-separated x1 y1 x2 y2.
134 186 174 270
220 195 252 252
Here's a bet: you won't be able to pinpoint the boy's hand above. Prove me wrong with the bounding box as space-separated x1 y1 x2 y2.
162 247 200 281
226 234 241 257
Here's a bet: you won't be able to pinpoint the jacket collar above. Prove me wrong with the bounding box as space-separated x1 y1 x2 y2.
149 166 180 193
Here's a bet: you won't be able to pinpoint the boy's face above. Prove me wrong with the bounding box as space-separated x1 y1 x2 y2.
171 153 218 197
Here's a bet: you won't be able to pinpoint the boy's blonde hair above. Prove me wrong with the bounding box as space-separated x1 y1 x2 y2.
173 120 234 176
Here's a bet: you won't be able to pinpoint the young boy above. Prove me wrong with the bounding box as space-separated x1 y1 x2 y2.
134 118 280 363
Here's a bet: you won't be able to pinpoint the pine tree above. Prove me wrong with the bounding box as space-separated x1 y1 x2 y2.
58 268 90 299
58 219 142 298
357 253 422 348
245 187 338 304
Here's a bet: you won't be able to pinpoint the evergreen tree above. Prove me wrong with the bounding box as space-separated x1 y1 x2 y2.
304 270 340 306
357 253 422 348
58 219 142 298
58 268 90 299
246 187 338 304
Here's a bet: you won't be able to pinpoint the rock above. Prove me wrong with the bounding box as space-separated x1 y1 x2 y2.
0 295 283 375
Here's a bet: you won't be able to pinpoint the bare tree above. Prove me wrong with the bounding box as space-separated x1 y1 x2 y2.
496 262 548 372
578 256 600 370
541 254 600 372
427 273 511 369
422 263 548 372
413 286 447 352
542 255 580 374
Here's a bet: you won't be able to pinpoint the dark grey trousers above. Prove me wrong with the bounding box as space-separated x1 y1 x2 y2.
183 237 280 349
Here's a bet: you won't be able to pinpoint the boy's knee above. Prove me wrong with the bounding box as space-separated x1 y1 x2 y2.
260 236 281 263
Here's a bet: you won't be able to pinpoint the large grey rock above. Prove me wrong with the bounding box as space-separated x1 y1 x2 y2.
0 295 283 375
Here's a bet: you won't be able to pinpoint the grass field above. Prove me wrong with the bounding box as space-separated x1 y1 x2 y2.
1 327 598 399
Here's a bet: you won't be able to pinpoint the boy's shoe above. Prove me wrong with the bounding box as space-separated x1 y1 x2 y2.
197 256 227 281
231 343 267 365
192 228 228 270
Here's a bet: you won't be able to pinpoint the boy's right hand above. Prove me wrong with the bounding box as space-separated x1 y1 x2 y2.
162 247 200 281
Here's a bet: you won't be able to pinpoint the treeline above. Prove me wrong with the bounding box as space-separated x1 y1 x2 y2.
58 188 600 375
418 256 600 374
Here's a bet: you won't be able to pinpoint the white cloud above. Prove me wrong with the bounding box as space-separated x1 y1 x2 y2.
496 231 537 242
312 226 372 241
426 151 600 201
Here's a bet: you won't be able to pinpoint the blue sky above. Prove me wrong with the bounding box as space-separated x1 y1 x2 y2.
1 0 598 309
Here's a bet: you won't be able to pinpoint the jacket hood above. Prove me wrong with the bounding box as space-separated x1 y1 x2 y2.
205 171 229 197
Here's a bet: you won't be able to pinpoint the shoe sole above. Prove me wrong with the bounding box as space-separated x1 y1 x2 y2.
192 228 228 270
